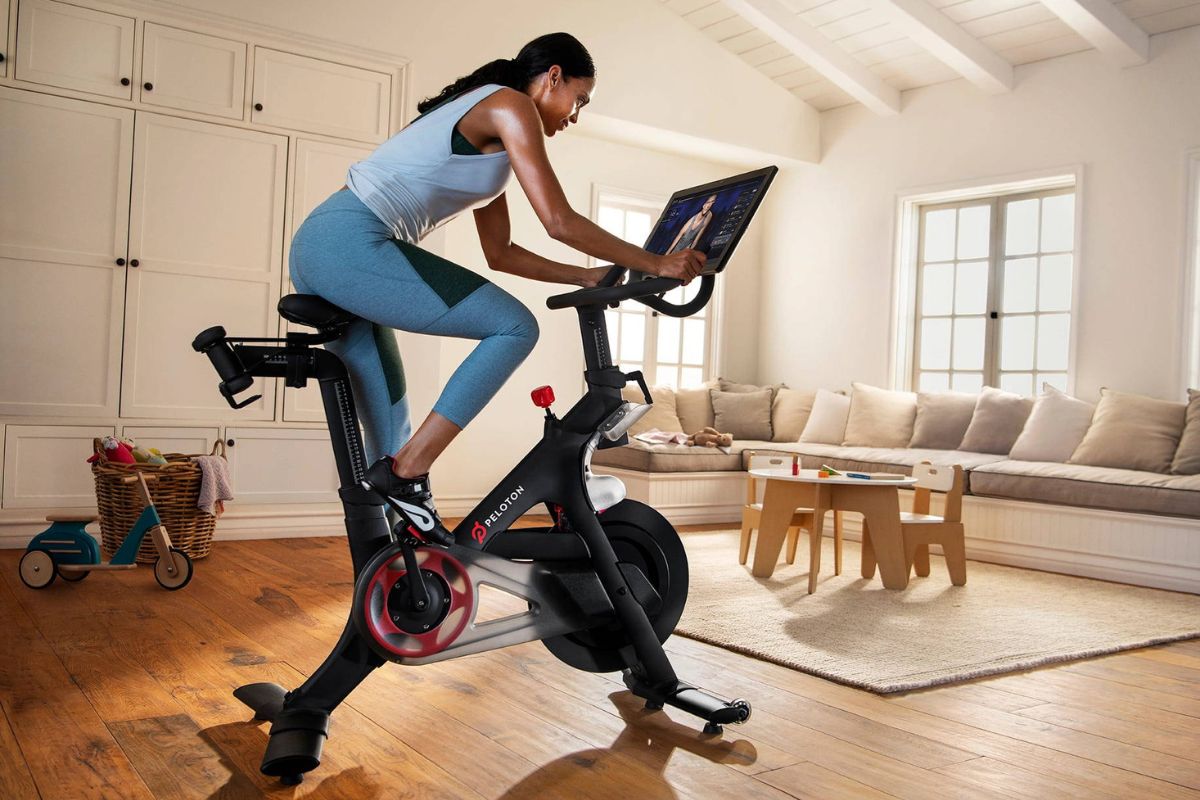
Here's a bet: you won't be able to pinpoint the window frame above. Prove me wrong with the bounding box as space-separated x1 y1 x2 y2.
1184 148 1200 394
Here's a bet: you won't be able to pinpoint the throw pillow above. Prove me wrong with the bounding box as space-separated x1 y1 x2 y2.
1070 388 1186 473
799 388 852 444
718 376 787 403
620 384 682 436
909 391 978 450
1009 384 1096 463
771 388 817 443
958 387 1035 454
710 388 773 441
1172 389 1200 474
842 383 918 448
674 379 718 434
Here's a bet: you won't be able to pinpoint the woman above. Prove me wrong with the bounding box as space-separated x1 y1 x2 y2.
666 194 717 254
288 33 706 543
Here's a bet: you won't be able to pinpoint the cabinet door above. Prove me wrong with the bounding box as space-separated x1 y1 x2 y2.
140 23 246 119
225 427 338 504
15 0 134 99
1 0 10 78
252 47 390 143
121 112 287 421
2 424 113 508
284 139 373 422
119 426 221 457
0 88 131 417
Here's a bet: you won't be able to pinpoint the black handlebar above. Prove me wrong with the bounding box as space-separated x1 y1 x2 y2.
546 265 714 318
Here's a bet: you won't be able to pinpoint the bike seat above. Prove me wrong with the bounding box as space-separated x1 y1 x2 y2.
279 294 359 332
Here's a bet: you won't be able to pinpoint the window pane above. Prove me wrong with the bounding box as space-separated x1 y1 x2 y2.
952 372 983 393
626 211 652 246
1040 193 1074 253
656 365 678 389
680 367 703 388
924 208 956 262
953 317 985 370
920 318 951 370
922 262 954 316
1005 198 1039 256
681 279 702 308
1039 254 1072 312
619 362 641 375
1003 258 1037 313
1039 373 1068 393
620 313 644 362
598 206 623 236
1001 315 1035 371
1037 313 1070 371
957 205 990 260
955 261 988 315
665 285 685 305
1000 372 1034 396
657 317 680 362
919 371 950 391
682 319 706 365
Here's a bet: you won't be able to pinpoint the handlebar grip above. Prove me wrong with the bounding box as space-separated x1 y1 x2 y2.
596 264 627 288
192 326 254 394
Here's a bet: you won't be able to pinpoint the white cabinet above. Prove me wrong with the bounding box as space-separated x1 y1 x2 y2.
2 424 113 508
225 427 338 504
140 22 246 119
120 112 287 421
0 88 132 417
252 47 390 143
15 0 134 99
284 139 373 423
119 425 221 457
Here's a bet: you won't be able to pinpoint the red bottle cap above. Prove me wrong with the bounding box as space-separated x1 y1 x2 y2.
531 385 555 408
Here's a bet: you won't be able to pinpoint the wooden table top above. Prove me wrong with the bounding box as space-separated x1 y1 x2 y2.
748 467 918 487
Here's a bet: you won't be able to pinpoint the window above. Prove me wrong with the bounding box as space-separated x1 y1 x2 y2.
592 189 715 389
911 186 1076 397
1186 149 1200 392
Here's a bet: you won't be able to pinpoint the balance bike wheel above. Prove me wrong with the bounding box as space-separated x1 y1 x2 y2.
154 548 193 590
542 499 689 673
19 549 57 589
58 566 91 582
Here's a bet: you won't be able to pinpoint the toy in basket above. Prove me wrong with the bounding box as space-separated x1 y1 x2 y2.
19 472 194 590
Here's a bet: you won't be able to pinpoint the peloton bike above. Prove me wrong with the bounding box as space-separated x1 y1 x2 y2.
192 166 776 785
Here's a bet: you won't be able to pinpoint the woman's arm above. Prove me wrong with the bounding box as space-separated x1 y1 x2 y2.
473 194 611 286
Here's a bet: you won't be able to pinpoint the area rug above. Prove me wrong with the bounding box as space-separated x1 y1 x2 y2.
675 529 1200 693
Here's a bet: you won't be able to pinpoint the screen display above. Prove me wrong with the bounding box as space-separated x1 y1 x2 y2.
642 176 768 269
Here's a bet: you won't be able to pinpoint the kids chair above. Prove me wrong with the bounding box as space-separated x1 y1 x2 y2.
740 451 843 574
896 461 967 585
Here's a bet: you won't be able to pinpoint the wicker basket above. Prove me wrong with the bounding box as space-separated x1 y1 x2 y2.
91 438 226 564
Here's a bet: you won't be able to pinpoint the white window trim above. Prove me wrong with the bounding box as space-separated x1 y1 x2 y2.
1183 148 1200 394
890 165 1085 394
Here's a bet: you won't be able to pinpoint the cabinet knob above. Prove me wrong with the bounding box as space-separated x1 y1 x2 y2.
129 259 140 267
226 438 236 447
254 102 264 112
143 81 153 91
115 257 126 266
121 77 130 86
0 53 6 63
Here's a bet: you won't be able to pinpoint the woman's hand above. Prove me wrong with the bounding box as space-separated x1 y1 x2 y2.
578 265 627 288
656 249 707 285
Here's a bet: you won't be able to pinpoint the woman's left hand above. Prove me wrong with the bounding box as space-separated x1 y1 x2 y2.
579 266 627 288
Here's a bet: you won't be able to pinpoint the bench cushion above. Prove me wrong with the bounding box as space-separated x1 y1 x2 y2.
590 439 764 472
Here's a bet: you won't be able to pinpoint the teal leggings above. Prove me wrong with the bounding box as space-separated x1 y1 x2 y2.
288 189 539 462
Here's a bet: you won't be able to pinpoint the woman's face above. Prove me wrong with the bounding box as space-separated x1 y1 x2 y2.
702 195 717 213
532 66 596 137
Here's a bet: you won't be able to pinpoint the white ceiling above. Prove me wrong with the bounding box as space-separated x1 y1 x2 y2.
661 0 1200 110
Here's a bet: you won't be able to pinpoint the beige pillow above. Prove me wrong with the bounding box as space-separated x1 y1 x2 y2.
710 388 772 441
771 388 816 443
909 391 978 450
674 379 718 434
842 383 918 448
1172 389 1200 474
958 387 1034 454
1070 388 1186 473
1009 384 1096 463
620 384 682 436
800 389 852 444
718 376 787 403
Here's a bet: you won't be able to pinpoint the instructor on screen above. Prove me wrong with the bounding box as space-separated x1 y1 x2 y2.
665 194 718 255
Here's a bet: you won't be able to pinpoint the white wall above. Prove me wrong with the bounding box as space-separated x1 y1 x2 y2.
758 25 1200 404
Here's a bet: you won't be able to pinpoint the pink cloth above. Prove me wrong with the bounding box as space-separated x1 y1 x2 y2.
633 429 690 445
191 454 234 517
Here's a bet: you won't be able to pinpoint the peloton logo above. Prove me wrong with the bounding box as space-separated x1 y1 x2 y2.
477 485 526 535
471 522 486 543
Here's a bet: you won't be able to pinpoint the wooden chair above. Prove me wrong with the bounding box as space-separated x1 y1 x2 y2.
739 452 843 574
899 461 967 585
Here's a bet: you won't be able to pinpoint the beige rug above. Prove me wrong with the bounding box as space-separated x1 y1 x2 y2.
675 530 1200 693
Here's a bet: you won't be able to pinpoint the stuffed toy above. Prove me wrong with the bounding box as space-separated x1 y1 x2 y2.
86 434 136 464
686 426 733 448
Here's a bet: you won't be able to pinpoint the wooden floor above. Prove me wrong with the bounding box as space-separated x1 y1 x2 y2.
1 518 1198 800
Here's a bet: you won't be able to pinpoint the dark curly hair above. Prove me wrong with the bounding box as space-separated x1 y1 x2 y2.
416 32 595 115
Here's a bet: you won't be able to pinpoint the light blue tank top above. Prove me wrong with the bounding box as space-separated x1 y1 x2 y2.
346 84 512 243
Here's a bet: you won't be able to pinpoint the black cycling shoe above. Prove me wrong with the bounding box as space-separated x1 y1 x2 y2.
361 456 455 546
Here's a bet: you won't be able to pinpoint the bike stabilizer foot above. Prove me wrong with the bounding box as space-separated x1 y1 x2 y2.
233 682 288 721
624 670 751 734
234 682 328 783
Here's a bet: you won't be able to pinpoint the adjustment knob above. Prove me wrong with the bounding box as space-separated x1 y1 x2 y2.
531 385 555 408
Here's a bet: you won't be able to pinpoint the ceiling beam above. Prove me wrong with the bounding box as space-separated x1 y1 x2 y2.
722 0 901 115
870 0 1013 93
1039 0 1149 66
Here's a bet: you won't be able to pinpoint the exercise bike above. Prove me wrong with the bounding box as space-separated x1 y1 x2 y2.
192 264 749 785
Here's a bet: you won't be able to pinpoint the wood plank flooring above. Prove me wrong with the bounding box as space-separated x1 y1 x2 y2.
1 517 1197 799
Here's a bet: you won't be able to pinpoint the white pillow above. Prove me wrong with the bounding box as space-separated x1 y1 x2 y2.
800 389 852 444
1009 384 1096 463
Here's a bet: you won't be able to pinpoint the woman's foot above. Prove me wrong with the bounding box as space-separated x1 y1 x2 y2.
362 456 454 546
